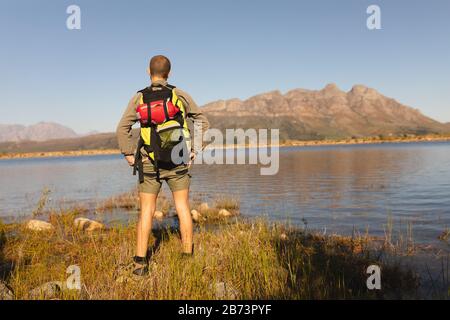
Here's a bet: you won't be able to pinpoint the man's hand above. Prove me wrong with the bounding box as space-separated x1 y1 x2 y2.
125 155 135 167
187 152 196 168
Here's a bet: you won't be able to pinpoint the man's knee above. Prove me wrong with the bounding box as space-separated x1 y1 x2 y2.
139 205 156 215
139 193 157 215
174 197 190 213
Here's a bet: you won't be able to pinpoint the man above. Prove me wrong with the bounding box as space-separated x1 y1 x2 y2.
116 55 209 276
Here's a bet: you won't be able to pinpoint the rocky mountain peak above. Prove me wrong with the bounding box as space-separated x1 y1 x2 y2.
202 84 449 140
349 85 380 98
322 83 341 92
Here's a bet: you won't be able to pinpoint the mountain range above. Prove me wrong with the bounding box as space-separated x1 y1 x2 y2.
0 122 78 143
203 84 450 140
1 84 449 152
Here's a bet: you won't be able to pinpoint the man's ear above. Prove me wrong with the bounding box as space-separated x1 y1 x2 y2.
146 67 151 76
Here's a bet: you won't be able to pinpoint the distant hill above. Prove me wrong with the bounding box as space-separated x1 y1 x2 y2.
203 84 450 140
0 122 78 142
0 132 127 154
1 84 449 153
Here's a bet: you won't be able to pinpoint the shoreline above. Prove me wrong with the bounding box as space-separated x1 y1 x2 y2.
1 135 449 160
0 149 121 160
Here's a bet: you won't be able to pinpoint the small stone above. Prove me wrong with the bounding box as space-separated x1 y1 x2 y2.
218 209 232 217
0 281 14 300
74 218 104 232
213 282 239 300
191 209 201 222
29 281 65 300
215 282 226 299
154 210 164 220
26 220 54 232
198 202 209 213
280 233 289 241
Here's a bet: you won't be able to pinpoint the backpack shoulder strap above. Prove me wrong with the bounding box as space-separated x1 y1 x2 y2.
138 86 151 94
164 83 176 90
137 87 151 102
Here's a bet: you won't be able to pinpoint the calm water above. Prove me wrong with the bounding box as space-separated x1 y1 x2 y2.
1 142 450 246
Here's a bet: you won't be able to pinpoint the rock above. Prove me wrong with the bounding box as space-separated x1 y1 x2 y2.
74 218 104 232
29 281 65 300
212 282 239 300
154 210 164 220
26 220 54 232
198 202 209 213
191 209 201 222
0 281 14 300
218 209 232 217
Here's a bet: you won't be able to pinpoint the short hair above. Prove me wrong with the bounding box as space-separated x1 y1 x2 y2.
149 55 171 79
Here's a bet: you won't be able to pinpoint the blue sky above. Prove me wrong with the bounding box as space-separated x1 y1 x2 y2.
0 0 449 133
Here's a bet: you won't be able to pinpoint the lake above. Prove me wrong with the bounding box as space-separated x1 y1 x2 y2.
1 141 450 247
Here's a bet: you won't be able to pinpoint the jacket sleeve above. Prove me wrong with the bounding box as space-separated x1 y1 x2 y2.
116 93 140 155
175 88 210 153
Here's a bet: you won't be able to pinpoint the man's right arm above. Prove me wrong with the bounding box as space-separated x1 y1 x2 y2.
116 93 141 162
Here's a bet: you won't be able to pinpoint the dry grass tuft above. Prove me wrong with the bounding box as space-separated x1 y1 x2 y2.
95 189 171 214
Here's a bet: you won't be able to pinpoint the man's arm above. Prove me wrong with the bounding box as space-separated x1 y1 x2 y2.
116 93 141 164
175 88 210 154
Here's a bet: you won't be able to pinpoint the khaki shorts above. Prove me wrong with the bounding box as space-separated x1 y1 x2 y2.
138 160 191 194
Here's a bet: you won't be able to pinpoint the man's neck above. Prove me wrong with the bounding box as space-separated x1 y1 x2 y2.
151 77 167 83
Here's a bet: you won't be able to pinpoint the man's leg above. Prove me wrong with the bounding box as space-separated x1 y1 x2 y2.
172 189 194 254
136 192 158 258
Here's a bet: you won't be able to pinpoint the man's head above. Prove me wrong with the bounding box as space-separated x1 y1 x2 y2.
148 55 171 80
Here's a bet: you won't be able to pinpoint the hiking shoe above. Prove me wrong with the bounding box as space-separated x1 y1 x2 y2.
180 244 195 258
131 261 149 276
114 259 149 283
130 256 149 276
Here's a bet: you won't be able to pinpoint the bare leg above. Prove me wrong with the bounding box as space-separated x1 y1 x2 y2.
136 192 158 258
172 189 193 254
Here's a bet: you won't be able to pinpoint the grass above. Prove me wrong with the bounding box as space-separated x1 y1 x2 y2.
95 188 171 214
32 188 51 218
0 206 421 300
213 197 240 211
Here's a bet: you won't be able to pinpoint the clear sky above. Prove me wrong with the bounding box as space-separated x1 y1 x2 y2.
1 0 449 133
